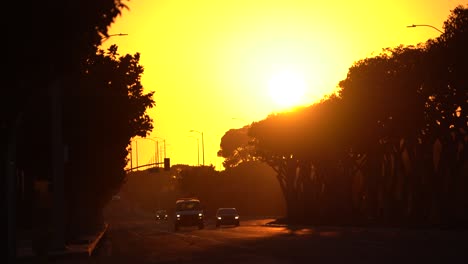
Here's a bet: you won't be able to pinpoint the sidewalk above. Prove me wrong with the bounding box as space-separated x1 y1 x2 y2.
16 223 108 263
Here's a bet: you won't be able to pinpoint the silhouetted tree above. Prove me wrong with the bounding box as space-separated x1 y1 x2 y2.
3 1 128 126
245 5 467 227
248 96 356 224
63 45 154 235
421 5 468 226
338 45 429 224
218 125 257 168
3 2 151 254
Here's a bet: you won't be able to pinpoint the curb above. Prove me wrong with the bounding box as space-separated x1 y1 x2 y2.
16 222 109 262
87 222 109 256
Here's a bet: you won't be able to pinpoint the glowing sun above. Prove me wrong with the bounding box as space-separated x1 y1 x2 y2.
268 69 307 109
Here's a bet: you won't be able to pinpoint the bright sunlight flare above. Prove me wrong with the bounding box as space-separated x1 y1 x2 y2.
268 68 307 109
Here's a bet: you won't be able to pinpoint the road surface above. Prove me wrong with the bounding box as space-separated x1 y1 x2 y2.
85 213 468 264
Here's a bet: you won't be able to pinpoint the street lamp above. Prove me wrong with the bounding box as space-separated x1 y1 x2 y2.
129 139 139 169
188 136 200 166
189 130 204 166
407 24 443 34
145 138 159 167
130 137 160 169
128 138 140 170
152 136 166 161
101 33 128 42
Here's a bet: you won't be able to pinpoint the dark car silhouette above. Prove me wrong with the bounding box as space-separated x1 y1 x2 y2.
215 207 240 227
174 198 205 231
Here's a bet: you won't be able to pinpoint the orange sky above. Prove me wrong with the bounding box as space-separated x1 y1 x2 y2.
102 0 465 170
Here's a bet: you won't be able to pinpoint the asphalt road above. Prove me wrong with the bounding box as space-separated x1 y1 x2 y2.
82 214 468 264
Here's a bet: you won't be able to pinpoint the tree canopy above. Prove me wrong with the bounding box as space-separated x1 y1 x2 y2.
3 0 129 126
224 5 468 226
63 45 155 233
217 125 256 168
5 1 157 242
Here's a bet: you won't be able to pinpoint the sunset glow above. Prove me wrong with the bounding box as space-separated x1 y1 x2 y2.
268 68 307 109
102 0 463 170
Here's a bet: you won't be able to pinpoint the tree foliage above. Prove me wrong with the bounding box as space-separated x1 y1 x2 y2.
4 0 158 241
243 5 468 226
170 162 285 217
63 45 154 232
3 0 129 125
218 125 257 168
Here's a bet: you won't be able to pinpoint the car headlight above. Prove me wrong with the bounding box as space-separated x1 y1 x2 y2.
235 216 239 219
217 216 222 220
198 213 203 217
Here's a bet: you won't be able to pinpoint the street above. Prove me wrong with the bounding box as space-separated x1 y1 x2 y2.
84 212 468 264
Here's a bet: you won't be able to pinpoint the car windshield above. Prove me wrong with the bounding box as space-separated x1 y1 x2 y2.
217 208 238 215
176 201 201 211
156 210 166 214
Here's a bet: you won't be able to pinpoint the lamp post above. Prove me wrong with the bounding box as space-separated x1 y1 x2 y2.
129 141 132 170
190 130 204 166
407 24 443 34
100 33 128 43
133 137 160 168
152 137 166 161
128 138 141 171
145 138 159 167
188 136 200 166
